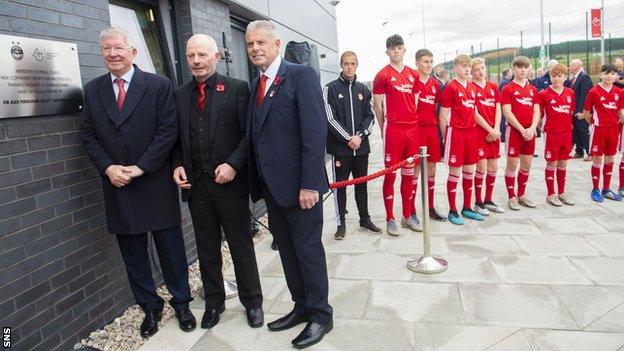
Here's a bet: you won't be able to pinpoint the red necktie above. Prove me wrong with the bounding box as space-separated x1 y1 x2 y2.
197 82 206 111
256 75 269 106
115 78 126 111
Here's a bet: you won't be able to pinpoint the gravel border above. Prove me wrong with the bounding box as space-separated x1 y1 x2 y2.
78 215 270 351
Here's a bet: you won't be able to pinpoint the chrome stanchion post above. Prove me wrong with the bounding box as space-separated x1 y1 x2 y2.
407 146 448 274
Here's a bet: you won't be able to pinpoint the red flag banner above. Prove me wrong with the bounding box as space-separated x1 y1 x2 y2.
591 8 602 38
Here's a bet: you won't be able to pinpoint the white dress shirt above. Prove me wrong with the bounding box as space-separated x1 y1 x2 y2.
111 66 135 102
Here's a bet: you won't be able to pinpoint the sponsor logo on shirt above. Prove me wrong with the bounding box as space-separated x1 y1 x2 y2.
515 97 533 106
393 83 414 93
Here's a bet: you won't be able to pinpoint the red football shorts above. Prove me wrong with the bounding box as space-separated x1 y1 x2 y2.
589 125 619 156
543 130 572 162
505 125 536 157
383 123 420 166
418 124 442 163
444 127 478 167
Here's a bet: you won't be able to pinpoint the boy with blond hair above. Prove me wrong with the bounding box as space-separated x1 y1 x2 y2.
470 58 505 215
439 55 485 225
539 63 576 206
500 56 541 210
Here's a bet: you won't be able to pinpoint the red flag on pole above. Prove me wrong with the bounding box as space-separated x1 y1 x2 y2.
591 8 602 38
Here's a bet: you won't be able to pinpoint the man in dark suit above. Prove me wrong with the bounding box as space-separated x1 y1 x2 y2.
566 59 593 161
80 27 195 337
171 34 263 329
245 20 333 349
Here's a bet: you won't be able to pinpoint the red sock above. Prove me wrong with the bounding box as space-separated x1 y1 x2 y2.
517 169 530 197
619 161 624 189
591 163 601 190
400 169 415 219
382 170 397 221
505 170 516 198
603 163 614 191
485 171 496 202
463 171 474 210
428 177 436 209
447 174 460 212
474 171 485 204
545 165 556 196
556 167 567 195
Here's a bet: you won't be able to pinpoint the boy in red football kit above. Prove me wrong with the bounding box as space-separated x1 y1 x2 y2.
412 48 447 221
470 58 505 215
538 63 576 206
439 55 485 225
501 56 541 210
373 35 422 235
583 63 624 202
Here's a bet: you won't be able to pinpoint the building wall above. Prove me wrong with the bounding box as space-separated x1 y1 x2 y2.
0 0 338 350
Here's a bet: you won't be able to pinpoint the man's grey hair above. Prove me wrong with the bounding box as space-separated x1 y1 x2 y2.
99 27 133 48
546 59 559 71
187 34 219 53
246 20 278 38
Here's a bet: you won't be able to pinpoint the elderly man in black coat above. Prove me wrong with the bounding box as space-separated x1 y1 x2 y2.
80 27 195 337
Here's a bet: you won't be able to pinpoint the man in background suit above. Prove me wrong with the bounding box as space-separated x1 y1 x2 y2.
566 59 593 161
172 34 263 330
245 20 333 349
80 27 194 338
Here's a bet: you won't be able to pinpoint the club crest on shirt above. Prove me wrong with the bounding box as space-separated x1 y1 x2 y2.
358 93 364 100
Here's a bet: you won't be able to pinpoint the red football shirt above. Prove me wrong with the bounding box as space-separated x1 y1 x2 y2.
500 80 539 128
584 84 623 127
439 78 477 129
373 65 419 124
539 86 575 133
413 75 440 126
472 80 500 128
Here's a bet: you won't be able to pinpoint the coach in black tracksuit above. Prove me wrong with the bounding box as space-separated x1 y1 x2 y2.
323 51 382 240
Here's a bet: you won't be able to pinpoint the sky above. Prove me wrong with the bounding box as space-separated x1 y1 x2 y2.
335 0 624 81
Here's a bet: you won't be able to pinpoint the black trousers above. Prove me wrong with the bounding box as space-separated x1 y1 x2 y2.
573 116 590 155
116 226 192 312
330 154 370 226
263 187 333 324
188 175 263 310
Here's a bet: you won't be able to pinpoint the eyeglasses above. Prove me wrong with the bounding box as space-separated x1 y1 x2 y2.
100 45 130 54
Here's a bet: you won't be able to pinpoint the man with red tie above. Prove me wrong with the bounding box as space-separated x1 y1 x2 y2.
80 27 193 337
246 20 333 349
171 34 264 330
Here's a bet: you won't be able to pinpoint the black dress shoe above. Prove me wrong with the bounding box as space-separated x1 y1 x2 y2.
267 310 309 331
246 307 264 328
271 240 278 251
140 310 162 338
291 320 333 349
175 307 197 332
201 304 225 329
429 207 447 221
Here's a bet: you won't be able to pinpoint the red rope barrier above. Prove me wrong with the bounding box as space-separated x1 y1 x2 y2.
329 155 420 189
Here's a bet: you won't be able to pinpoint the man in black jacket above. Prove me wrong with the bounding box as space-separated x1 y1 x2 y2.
172 34 263 330
323 51 382 240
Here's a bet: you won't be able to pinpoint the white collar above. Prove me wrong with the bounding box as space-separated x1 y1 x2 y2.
110 65 135 85
261 55 282 79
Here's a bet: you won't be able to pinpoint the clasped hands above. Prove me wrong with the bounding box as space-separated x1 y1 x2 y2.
105 165 144 188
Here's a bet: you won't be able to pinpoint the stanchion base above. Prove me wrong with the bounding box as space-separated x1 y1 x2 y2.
407 256 448 274
224 279 238 299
